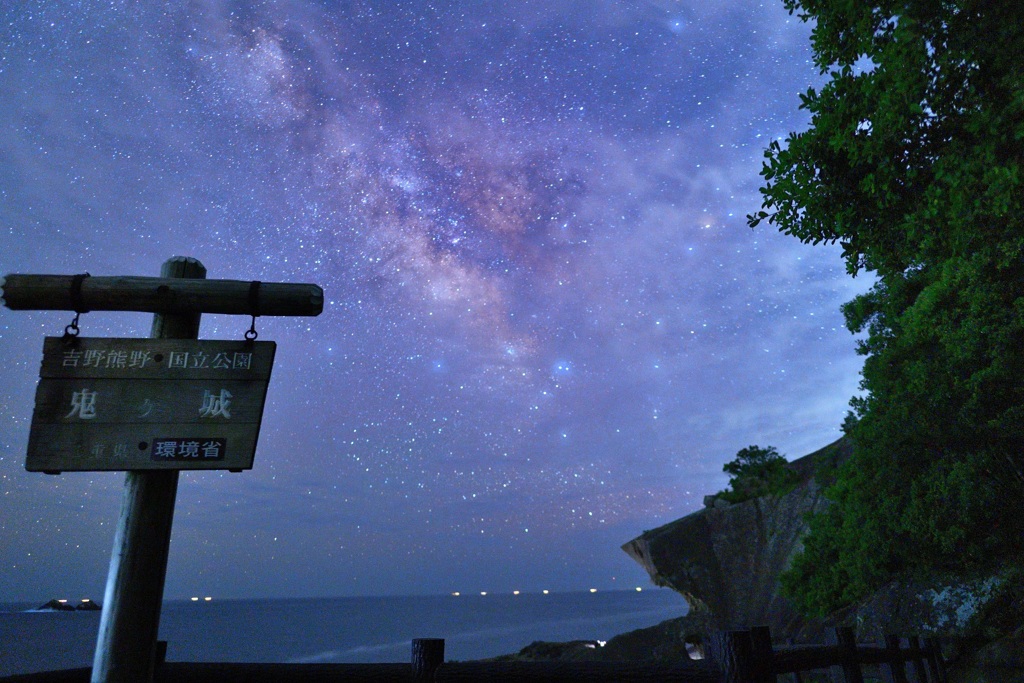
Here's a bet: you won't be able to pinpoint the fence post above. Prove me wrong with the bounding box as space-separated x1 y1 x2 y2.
412 638 444 683
826 627 864 683
749 626 776 682
924 637 947 683
785 639 805 683
708 630 764 683
880 635 909 683
907 637 929 682
153 641 167 670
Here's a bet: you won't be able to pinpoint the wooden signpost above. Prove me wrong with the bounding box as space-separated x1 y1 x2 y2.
1 257 323 683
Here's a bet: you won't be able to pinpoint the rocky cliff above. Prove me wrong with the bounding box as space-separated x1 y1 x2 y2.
621 438 850 637
620 437 1024 680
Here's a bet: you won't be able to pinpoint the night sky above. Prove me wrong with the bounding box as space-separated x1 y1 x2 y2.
0 1 868 601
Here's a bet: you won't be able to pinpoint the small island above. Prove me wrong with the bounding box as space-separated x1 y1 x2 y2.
33 599 101 612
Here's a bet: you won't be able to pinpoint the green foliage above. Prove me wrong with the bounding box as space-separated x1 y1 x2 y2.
717 445 799 504
752 0 1024 615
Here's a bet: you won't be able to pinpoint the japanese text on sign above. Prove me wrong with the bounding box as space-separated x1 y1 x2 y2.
28 338 275 472
60 349 254 371
66 389 98 419
61 387 237 421
151 438 227 461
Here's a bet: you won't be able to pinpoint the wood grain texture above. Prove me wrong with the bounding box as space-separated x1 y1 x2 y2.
2 273 323 316
27 339 275 472
91 256 202 683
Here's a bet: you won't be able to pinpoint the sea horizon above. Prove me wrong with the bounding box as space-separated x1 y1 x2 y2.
0 588 690 677
2 586 677 612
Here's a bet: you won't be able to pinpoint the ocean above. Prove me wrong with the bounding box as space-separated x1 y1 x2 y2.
0 589 688 677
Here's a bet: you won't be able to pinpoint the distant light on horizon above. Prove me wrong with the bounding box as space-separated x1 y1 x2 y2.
191 597 199 601
589 588 597 593
451 592 460 597
542 590 549 594
513 590 520 595
204 597 212 601
480 591 487 596
636 587 643 592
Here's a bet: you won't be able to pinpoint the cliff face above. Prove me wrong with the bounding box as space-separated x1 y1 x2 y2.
621 437 1024 681
621 439 849 636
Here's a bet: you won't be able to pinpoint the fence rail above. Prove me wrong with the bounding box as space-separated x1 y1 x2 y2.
708 626 947 683
0 626 947 683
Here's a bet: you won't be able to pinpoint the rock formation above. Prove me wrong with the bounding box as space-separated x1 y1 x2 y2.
35 599 77 612
620 436 1024 680
32 598 101 612
622 438 849 638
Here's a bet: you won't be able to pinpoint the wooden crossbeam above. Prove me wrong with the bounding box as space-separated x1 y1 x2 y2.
1 273 323 317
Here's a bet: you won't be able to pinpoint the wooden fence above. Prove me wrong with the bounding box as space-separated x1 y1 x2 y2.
0 626 947 683
706 626 947 683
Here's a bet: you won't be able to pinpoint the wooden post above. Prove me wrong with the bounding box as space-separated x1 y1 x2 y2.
924 637 947 683
412 638 445 683
880 635 909 683
749 626 776 682
91 257 205 683
785 639 805 683
827 627 864 683
907 637 929 682
154 641 168 669
708 630 761 683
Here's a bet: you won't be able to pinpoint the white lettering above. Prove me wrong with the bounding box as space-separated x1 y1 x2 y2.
137 398 155 418
66 389 98 420
189 351 210 369
168 352 189 369
105 350 128 368
128 350 152 368
82 350 106 367
154 441 178 458
199 389 233 418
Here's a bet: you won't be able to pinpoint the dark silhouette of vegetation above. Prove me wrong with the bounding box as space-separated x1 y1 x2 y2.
750 0 1024 616
717 445 800 504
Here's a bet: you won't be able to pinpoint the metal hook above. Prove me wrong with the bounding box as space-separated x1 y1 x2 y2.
64 312 81 338
245 280 261 342
245 316 259 341
63 273 90 338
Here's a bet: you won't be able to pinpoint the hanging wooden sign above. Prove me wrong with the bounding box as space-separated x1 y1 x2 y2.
26 337 276 473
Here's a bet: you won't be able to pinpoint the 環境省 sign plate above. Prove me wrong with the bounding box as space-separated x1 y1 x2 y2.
26 337 275 472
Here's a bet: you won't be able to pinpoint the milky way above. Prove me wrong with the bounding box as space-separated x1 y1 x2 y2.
0 1 869 599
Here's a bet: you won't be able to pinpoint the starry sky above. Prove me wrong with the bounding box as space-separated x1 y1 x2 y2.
0 1 869 601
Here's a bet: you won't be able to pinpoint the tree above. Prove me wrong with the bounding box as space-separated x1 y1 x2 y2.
717 445 799 504
750 0 1024 616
